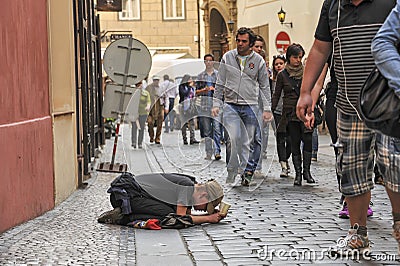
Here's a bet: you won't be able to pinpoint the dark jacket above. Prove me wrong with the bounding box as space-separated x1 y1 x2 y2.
272 70 311 133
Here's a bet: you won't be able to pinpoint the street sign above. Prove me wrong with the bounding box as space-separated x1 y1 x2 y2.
275 31 291 53
110 34 132 41
103 38 152 86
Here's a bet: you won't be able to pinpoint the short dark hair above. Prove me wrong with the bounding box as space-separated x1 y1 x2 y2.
204 53 214 61
286 43 305 63
236 27 256 47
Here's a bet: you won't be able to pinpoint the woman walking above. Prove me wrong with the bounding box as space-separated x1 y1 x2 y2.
272 44 315 186
271 54 292 178
179 74 200 145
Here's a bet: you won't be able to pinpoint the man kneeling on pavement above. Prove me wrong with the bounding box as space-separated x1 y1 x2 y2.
98 172 226 227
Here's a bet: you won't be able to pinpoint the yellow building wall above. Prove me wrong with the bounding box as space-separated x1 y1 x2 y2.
238 0 324 61
99 0 200 57
47 0 78 205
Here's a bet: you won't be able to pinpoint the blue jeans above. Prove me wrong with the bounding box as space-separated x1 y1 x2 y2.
213 111 223 155
198 109 213 156
223 103 259 173
312 127 318 152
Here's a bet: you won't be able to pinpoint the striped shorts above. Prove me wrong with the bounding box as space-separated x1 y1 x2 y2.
337 111 400 196
336 111 375 196
376 133 400 193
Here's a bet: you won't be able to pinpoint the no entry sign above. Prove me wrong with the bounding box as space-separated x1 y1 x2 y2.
275 31 291 53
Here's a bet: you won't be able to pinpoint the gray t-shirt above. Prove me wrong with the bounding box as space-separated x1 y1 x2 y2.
135 173 196 207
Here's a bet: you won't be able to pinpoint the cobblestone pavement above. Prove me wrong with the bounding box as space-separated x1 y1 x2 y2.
0 123 399 265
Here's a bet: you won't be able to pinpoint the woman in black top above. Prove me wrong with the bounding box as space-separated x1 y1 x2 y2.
272 44 315 186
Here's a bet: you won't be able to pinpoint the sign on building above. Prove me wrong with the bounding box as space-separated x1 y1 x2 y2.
97 0 122 12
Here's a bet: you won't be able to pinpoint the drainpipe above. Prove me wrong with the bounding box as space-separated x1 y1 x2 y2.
197 0 201 58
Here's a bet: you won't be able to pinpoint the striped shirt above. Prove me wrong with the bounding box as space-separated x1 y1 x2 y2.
315 0 395 114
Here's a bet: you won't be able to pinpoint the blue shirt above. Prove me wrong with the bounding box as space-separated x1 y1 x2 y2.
372 0 400 99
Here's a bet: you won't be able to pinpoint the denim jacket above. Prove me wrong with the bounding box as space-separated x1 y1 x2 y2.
371 0 400 99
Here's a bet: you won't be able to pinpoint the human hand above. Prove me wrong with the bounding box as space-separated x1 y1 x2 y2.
208 212 224 223
209 86 215 91
263 111 273 122
296 92 313 123
164 108 169 115
211 107 219 117
304 112 314 130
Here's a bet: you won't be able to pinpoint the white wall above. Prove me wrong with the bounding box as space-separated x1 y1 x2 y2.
237 0 324 61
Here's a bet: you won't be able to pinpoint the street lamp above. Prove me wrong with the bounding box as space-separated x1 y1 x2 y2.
227 20 235 33
277 7 293 28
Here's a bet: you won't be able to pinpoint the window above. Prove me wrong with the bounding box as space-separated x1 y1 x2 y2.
119 0 140 20
163 0 185 20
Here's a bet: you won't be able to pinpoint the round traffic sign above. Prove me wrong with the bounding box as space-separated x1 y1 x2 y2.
103 38 152 85
275 31 291 53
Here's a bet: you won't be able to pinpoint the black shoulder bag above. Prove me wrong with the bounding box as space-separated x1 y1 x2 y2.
281 70 323 127
358 67 400 138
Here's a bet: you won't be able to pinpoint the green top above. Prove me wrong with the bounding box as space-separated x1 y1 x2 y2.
138 89 151 116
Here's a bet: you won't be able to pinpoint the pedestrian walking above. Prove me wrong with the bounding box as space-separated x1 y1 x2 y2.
131 81 150 149
146 75 169 144
251 35 270 178
196 54 220 160
371 0 400 254
179 74 200 145
212 27 273 185
296 0 397 255
272 43 315 186
161 75 178 133
271 54 292 178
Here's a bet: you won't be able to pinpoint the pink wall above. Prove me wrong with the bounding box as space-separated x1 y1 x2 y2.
0 0 54 232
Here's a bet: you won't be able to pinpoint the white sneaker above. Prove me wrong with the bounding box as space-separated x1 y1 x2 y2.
253 170 265 178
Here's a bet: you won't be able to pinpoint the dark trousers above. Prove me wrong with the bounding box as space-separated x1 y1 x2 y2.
273 113 292 162
131 115 147 146
288 121 312 156
111 193 175 225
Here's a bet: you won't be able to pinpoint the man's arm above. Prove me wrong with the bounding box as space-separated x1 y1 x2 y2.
372 2 400 99
297 39 331 122
305 63 329 129
258 60 273 122
176 205 223 224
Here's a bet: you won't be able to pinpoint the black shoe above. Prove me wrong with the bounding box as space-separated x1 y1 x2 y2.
150 139 154 143
183 140 188 145
97 207 123 224
155 141 161 144
132 144 136 149
215 154 222 160
190 140 200 144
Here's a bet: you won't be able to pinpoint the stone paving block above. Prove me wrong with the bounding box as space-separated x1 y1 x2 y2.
1 129 397 265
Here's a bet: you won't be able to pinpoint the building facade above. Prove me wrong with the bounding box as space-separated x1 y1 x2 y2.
99 0 202 58
0 0 103 233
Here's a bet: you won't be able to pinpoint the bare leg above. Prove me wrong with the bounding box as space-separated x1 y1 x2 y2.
386 188 400 215
346 191 370 227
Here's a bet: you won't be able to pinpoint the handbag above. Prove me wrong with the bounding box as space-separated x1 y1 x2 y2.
314 105 323 127
358 67 400 138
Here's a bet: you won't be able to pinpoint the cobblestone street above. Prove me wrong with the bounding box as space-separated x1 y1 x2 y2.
0 124 398 265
